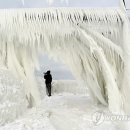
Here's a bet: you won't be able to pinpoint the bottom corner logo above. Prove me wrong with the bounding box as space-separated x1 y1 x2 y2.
92 111 105 125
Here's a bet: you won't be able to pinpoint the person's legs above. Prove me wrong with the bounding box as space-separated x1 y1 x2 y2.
50 83 52 96
46 84 51 96
48 83 51 96
46 84 49 96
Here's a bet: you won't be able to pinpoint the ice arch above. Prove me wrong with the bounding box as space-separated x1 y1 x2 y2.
0 7 129 114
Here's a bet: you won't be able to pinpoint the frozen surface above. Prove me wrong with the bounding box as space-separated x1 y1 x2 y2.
0 2 129 115
0 8 126 112
1 93 130 130
0 1 130 129
0 76 130 130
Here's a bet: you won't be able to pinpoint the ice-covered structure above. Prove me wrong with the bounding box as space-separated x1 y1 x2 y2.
0 0 129 114
0 68 27 125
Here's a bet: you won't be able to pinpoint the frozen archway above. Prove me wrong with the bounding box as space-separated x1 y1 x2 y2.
0 7 129 114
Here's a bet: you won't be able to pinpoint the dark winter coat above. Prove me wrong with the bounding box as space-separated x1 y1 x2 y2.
44 74 52 84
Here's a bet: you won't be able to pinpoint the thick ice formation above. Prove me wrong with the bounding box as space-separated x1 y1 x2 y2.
0 68 27 125
0 7 129 114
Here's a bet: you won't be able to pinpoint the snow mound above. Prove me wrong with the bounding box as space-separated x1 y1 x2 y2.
0 69 27 125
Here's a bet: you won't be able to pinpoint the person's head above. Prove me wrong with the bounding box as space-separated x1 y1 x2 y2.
46 70 50 74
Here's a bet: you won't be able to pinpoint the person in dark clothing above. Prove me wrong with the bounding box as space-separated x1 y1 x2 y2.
44 70 52 96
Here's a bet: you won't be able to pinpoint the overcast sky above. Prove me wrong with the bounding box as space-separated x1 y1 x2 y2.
37 54 75 80
0 0 129 9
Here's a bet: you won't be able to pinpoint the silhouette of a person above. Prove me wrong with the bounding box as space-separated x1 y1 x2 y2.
44 70 52 96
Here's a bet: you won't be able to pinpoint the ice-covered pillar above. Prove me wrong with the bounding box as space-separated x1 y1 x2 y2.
21 49 41 107
120 16 130 114
118 0 130 114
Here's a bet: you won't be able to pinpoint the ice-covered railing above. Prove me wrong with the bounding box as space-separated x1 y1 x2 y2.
0 8 129 114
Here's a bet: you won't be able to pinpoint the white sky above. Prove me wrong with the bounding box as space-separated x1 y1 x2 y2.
37 54 75 80
0 0 129 9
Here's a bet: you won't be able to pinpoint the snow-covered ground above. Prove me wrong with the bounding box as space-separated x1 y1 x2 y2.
0 69 130 130
1 93 130 130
